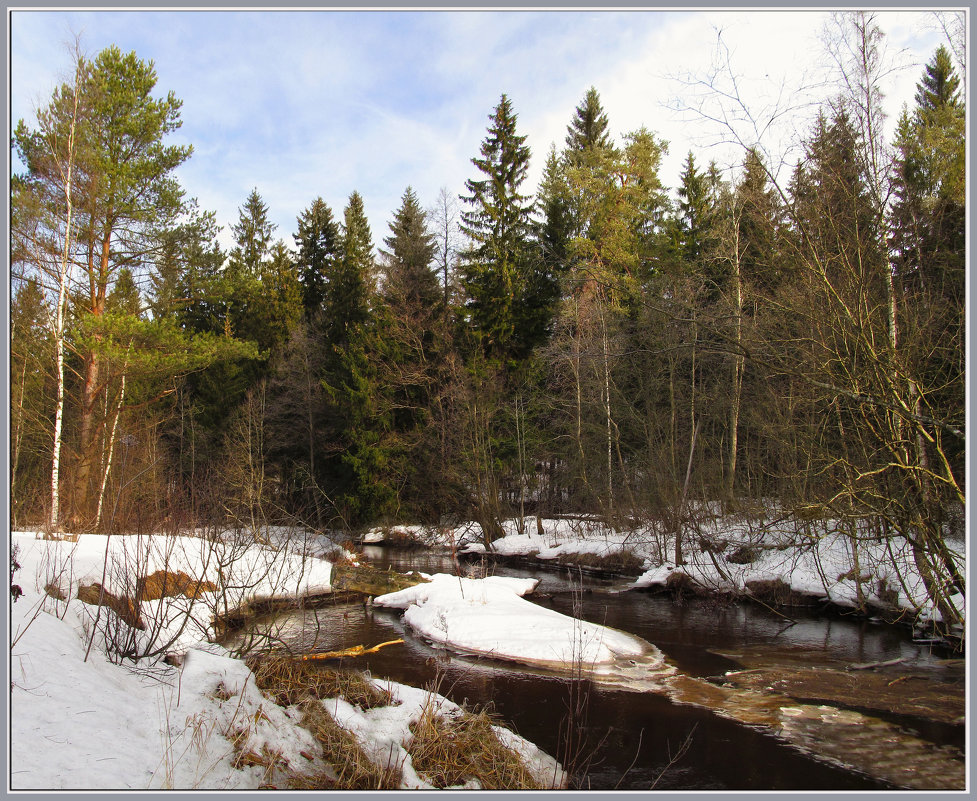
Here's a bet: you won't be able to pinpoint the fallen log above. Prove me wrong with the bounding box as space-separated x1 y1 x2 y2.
298 638 404 661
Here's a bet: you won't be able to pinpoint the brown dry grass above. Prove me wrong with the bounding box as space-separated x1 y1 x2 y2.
247 653 393 710
136 570 216 601
407 701 545 790
300 701 402 789
76 582 144 629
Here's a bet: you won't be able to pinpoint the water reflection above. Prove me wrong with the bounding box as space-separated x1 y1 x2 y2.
226 546 959 790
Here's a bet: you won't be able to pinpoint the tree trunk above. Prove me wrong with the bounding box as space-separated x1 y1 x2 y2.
726 224 745 508
72 226 112 529
95 347 130 530
48 61 82 534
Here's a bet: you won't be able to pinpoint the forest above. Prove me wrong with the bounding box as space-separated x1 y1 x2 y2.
10 14 965 632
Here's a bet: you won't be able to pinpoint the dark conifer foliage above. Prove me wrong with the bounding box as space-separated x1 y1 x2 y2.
381 186 440 315
9 37 965 625
565 86 612 155
228 188 276 276
294 197 341 320
676 152 710 265
460 94 547 363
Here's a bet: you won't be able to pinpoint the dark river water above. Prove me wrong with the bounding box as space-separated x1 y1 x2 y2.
232 546 961 790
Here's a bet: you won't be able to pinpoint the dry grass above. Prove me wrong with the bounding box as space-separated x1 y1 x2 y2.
245 654 545 790
247 653 393 710
44 582 67 601
407 701 545 790
136 570 216 601
300 701 402 789
76 582 144 629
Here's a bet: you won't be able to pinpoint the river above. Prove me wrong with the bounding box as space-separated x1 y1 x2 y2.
229 546 964 790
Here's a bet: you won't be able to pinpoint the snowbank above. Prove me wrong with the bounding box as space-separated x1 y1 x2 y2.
629 524 966 628
9 531 563 790
11 530 333 657
450 514 965 629
460 516 634 561
374 572 656 670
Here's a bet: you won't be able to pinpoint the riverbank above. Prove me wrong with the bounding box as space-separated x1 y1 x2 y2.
436 514 965 643
9 516 965 790
8 529 564 790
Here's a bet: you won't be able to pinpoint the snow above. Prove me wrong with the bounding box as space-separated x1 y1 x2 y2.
460 516 633 561
375 572 655 670
8 510 963 789
456 514 965 629
8 529 564 790
321 680 564 790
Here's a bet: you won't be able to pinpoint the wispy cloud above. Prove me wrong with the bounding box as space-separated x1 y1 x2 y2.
10 9 943 252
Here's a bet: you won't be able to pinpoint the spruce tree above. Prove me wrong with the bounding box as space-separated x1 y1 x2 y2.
676 152 710 265
294 197 340 319
319 191 396 526
915 44 961 112
381 186 439 315
325 190 374 348
535 145 575 278
228 188 276 276
737 149 784 292
459 94 536 362
565 86 612 155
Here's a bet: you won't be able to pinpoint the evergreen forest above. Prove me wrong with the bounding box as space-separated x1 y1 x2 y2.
10 19 965 630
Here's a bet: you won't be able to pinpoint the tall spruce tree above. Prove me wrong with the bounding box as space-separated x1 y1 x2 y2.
294 197 341 319
379 187 448 520
381 186 440 315
565 86 612 156
319 191 395 526
676 152 710 266
228 188 276 276
459 94 537 362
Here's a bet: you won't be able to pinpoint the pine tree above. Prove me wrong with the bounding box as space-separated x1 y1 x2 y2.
459 94 537 362
14 45 192 528
294 197 340 319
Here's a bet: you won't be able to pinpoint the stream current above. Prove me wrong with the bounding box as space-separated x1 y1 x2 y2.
230 546 965 790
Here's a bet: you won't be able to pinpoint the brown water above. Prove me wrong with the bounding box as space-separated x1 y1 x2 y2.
229 547 963 790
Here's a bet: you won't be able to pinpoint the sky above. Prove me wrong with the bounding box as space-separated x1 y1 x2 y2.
9 8 954 254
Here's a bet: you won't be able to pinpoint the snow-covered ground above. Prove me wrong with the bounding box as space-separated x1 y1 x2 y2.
8 511 964 789
374 572 664 671
458 515 966 630
7 529 568 790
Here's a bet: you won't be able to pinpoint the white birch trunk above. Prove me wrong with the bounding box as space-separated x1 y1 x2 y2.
48 64 82 534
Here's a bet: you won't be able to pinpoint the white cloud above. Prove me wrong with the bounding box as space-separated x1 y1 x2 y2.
11 9 944 252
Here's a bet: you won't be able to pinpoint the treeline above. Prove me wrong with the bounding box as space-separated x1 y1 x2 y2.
11 18 964 600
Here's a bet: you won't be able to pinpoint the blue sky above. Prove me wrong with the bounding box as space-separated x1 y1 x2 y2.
10 9 950 253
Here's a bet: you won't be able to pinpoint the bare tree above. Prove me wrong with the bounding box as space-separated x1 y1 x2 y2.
12 42 87 534
428 186 460 309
